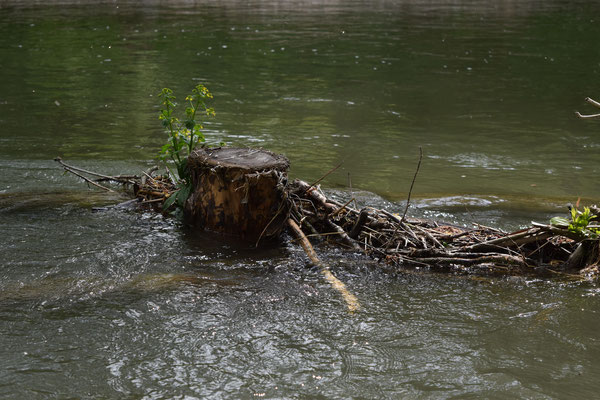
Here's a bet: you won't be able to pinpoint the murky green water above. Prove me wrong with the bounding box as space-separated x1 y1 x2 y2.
2 0 600 398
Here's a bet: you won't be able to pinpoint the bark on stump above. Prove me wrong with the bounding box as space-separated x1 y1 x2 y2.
184 147 290 243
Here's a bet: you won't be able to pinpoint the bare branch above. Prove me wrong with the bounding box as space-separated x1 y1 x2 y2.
400 146 423 224
60 166 115 192
575 111 600 119
287 218 360 312
586 97 600 109
575 97 600 118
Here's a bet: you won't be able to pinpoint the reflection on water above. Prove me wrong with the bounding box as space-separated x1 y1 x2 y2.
2 0 600 398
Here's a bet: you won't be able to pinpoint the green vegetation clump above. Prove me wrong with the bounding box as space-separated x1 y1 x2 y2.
550 206 600 239
157 84 215 210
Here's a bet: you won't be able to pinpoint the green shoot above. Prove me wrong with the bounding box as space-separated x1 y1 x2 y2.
157 84 215 184
550 206 600 239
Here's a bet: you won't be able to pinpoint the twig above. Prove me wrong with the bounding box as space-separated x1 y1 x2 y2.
575 97 600 118
140 198 164 204
473 223 506 235
330 197 355 218
304 161 343 193
255 199 290 247
325 219 362 251
300 219 323 242
400 146 423 224
462 227 544 251
348 172 358 210
586 97 600 109
60 165 115 192
380 209 420 247
327 198 360 216
349 209 370 239
413 225 445 249
415 254 529 268
297 181 337 213
252 165 292 246
575 111 600 119
381 209 402 224
287 218 360 312
54 157 135 184
96 175 139 183
298 231 352 239
141 166 159 186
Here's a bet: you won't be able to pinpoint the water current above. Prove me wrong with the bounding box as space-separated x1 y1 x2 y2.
1 0 600 398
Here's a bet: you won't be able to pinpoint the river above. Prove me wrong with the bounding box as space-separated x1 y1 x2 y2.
1 0 600 398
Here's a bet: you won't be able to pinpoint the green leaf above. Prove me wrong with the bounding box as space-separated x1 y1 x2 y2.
163 190 179 210
184 119 195 130
176 183 192 207
550 216 569 227
177 158 188 179
570 207 578 221
162 183 193 212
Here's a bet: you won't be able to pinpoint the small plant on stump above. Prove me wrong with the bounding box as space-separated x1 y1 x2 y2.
157 84 215 212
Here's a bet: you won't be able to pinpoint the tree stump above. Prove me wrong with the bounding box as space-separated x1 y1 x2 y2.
184 147 290 243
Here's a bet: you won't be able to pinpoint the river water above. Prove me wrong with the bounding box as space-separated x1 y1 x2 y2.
2 0 600 398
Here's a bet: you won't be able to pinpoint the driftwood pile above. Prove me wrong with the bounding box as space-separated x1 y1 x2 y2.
55 157 600 279
287 179 600 278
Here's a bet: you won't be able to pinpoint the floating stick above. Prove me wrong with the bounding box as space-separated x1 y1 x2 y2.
575 97 600 118
287 218 360 313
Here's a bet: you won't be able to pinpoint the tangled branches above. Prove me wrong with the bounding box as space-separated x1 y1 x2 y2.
287 179 600 278
56 157 600 279
55 157 176 211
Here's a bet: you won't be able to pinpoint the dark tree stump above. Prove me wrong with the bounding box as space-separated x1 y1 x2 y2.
184 147 290 243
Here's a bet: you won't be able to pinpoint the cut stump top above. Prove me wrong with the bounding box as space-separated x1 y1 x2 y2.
189 147 289 172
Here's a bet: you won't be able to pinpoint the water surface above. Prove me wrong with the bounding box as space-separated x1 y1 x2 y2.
2 1 600 398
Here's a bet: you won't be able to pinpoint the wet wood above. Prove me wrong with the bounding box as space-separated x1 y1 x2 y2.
287 218 360 312
564 240 600 271
184 147 290 243
286 178 600 278
56 155 600 279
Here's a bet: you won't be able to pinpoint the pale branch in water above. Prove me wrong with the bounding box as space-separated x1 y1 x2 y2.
575 97 600 119
287 218 360 312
